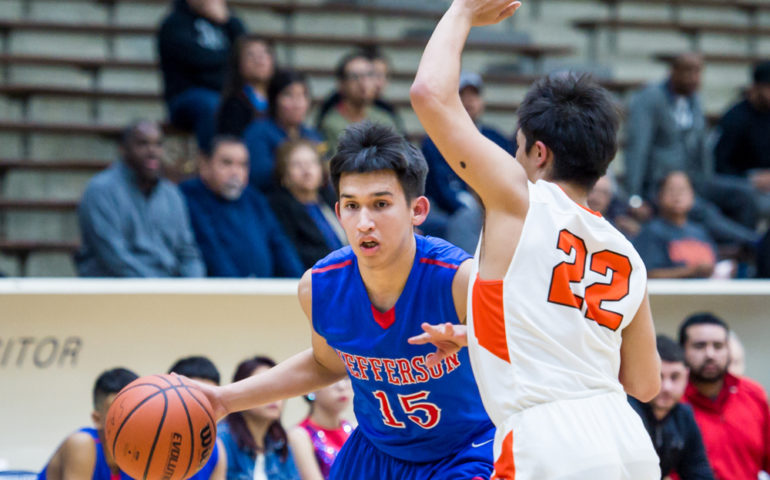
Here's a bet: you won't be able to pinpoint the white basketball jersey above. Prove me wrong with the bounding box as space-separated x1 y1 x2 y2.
467 180 647 426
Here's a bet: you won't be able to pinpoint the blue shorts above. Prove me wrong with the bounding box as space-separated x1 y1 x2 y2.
329 426 495 480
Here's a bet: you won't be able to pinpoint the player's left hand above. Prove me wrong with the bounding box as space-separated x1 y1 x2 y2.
408 322 468 368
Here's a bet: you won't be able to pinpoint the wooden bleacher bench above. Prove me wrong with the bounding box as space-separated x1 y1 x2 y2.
594 0 770 13
0 240 79 276
573 18 770 38
0 159 111 172
654 52 770 66
0 20 573 59
0 199 79 211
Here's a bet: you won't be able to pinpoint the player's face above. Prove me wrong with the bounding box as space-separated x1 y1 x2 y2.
336 171 425 269
245 366 285 421
651 361 688 414
92 393 118 432
203 141 249 201
514 129 540 181
683 324 729 383
312 378 353 416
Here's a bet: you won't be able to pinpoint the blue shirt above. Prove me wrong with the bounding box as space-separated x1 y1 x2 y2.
242 118 324 191
311 235 493 463
38 428 133 480
76 161 205 277
179 178 304 278
633 217 717 272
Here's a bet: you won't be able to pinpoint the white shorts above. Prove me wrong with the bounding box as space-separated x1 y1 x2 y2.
490 392 660 480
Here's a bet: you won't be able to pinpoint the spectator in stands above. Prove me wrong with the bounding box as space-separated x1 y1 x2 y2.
629 335 714 480
218 356 300 480
633 171 719 279
217 35 276 137
158 0 246 151
76 121 205 278
180 136 304 278
267 140 346 270
444 189 482 255
679 312 770 480
758 228 770 279
623 53 759 247
38 368 139 480
317 51 400 154
714 61 770 220
587 173 642 240
288 379 354 480
243 69 324 191
316 48 402 136
422 72 513 217
168 356 227 480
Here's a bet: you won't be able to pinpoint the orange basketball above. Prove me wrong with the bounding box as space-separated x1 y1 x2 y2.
104 374 216 480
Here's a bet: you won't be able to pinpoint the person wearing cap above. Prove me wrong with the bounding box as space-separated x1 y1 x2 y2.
714 61 770 221
420 72 514 241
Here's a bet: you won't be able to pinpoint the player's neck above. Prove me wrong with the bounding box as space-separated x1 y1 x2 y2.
359 236 416 312
553 180 589 209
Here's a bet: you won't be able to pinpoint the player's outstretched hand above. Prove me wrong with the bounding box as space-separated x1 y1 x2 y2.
408 322 469 368
185 376 229 422
454 0 522 27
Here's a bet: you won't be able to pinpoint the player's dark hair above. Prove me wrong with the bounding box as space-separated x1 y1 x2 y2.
517 72 620 190
334 50 370 81
330 121 428 201
657 335 685 363
225 356 290 461
93 367 139 410
168 356 221 385
678 312 730 346
267 69 310 121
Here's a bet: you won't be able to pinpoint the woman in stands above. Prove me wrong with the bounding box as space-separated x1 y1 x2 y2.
216 35 276 138
267 139 346 270
243 69 324 191
288 379 355 480
217 356 301 480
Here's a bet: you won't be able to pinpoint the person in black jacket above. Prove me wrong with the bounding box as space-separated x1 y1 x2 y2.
629 335 714 480
158 0 246 151
216 35 275 137
267 139 346 269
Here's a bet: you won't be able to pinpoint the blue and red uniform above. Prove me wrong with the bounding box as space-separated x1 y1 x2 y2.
312 234 495 479
38 427 220 480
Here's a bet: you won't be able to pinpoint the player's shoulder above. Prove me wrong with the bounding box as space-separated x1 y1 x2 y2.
311 245 356 275
418 235 471 268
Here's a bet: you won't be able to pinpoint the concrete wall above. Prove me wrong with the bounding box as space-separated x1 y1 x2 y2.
1 278 769 471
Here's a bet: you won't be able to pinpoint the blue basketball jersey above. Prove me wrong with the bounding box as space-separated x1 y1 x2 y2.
38 427 134 480
312 234 493 463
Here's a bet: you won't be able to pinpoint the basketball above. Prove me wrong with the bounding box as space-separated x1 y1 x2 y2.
104 374 216 480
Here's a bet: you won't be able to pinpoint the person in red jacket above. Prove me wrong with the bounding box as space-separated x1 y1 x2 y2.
679 312 770 480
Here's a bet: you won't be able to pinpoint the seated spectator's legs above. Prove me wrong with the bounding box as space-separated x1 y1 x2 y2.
757 229 770 278
689 195 759 246
168 87 220 152
698 174 759 230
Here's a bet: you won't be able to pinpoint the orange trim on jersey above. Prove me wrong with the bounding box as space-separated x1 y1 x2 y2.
557 185 602 217
419 258 460 270
472 276 510 363
312 259 353 274
491 430 516 479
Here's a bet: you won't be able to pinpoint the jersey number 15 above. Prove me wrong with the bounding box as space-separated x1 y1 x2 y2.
547 229 631 331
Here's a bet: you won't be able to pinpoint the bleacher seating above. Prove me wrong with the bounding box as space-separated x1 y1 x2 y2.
0 0 767 276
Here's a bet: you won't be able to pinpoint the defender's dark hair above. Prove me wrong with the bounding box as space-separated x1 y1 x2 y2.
678 312 730 346
93 367 139 410
168 356 221 385
267 69 310 121
657 335 685 363
334 50 370 81
517 72 620 190
225 356 290 461
330 121 428 201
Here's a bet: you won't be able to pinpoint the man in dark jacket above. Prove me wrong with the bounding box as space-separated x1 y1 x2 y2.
158 0 246 151
629 335 714 479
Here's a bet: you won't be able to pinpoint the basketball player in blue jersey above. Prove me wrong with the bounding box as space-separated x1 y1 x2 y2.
198 121 496 479
39 368 139 480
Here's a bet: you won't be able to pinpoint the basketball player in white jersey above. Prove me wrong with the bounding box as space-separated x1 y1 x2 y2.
408 0 661 478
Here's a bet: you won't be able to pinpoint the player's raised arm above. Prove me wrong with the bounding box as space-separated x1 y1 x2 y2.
200 270 347 420
410 0 527 214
